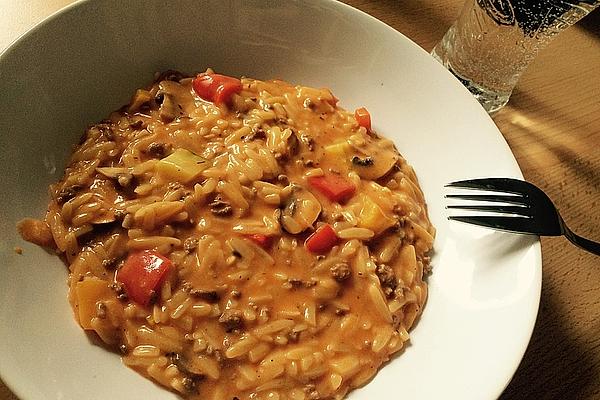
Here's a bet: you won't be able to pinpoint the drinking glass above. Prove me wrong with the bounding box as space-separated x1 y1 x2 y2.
432 0 599 113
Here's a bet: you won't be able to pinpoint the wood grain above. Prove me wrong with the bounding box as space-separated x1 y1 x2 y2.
1 1 599 399
493 9 600 400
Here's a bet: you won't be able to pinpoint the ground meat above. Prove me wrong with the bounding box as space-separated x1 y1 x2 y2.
95 123 115 141
392 285 406 301
213 349 225 366
273 131 299 162
288 330 300 342
389 215 407 233
244 127 267 141
183 237 199 252
192 290 220 302
101 257 120 270
299 133 315 151
287 278 317 288
55 184 84 204
16 218 55 248
113 209 127 221
422 255 432 275
78 122 115 143
277 174 289 185
128 119 146 130
330 263 351 282
181 282 220 303
218 309 243 332
109 281 128 301
304 384 320 400
376 264 395 287
209 196 233 216
288 131 300 155
147 290 159 306
146 142 169 158
375 263 397 298
287 278 303 288
168 352 205 393
308 390 321 400
181 376 202 394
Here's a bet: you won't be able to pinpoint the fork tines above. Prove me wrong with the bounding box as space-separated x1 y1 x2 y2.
445 179 600 254
446 178 532 216
445 178 536 233
446 178 533 194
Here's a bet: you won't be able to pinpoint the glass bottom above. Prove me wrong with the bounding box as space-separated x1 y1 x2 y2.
431 47 511 114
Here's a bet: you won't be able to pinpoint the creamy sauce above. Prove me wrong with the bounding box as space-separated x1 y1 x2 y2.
23 72 434 400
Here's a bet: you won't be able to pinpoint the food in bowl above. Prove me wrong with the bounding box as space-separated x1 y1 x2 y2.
18 69 435 400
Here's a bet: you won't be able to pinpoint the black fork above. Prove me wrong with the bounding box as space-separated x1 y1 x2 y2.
445 178 600 256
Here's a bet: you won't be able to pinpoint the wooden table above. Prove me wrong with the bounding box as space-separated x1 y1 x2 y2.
2 1 599 399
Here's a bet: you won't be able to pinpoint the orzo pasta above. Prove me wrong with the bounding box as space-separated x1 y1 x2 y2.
18 69 435 400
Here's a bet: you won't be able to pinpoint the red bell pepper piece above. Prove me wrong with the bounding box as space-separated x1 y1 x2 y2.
192 72 242 105
305 224 338 253
308 174 356 203
116 250 172 306
244 234 273 249
354 107 371 131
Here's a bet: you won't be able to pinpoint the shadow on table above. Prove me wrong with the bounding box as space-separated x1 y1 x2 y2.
497 27 600 395
500 265 600 400
501 86 600 239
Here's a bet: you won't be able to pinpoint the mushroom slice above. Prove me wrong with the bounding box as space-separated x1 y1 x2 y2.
158 92 180 123
280 186 322 234
351 139 399 180
96 167 134 188
127 89 152 113
268 127 300 161
157 80 196 122
89 210 117 225
96 167 131 179
168 352 206 383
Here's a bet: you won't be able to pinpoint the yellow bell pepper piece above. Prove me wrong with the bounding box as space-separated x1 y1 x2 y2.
156 148 208 183
358 194 396 234
75 278 113 330
323 140 351 161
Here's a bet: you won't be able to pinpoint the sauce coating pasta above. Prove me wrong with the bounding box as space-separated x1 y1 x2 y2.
18 70 435 400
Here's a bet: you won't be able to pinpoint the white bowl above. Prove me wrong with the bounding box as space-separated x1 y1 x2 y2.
0 1 541 399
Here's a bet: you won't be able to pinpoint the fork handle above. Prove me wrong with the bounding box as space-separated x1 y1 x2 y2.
563 230 600 256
